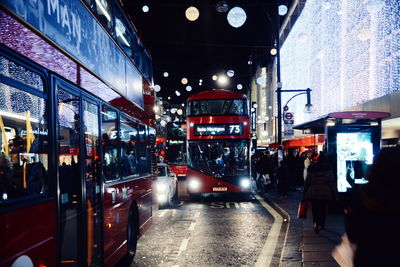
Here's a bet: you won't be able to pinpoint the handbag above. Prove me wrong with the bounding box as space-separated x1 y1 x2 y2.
332 234 356 267
297 199 308 219
263 174 271 185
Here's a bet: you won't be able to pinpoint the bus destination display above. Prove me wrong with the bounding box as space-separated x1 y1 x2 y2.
194 123 243 136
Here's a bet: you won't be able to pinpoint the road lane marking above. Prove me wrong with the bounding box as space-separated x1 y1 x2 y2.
189 222 196 231
177 238 189 256
254 194 284 267
158 210 169 217
194 211 200 218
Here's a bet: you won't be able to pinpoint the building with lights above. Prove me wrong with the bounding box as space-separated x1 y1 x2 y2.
261 0 400 148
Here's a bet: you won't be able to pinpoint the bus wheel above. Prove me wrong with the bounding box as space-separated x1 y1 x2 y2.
126 206 139 261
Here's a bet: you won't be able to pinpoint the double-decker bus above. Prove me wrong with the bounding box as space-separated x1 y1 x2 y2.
0 0 156 266
186 89 252 196
166 122 187 180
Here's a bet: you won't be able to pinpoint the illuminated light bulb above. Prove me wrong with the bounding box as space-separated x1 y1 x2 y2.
217 75 229 86
227 70 235 77
142 5 149 13
181 78 188 85
185 6 200 21
227 7 247 28
278 5 288 16
154 85 161 92
212 75 218 81
177 109 183 115
256 76 266 85
186 85 192 91
270 48 277 55
175 91 181 96
163 72 169 77
237 84 243 90
170 108 177 114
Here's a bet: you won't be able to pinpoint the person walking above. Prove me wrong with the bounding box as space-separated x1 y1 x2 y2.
304 152 336 233
344 146 400 267
303 151 313 181
276 159 289 198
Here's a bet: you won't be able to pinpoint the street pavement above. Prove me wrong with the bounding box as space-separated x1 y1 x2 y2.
120 182 345 267
263 187 345 267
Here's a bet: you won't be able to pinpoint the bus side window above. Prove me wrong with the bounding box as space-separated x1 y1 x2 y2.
0 85 48 202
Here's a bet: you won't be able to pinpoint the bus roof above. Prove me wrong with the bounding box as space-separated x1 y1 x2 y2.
187 89 247 101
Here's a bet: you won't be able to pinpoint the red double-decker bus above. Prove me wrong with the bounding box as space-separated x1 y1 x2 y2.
186 90 252 196
0 1 156 266
166 122 187 180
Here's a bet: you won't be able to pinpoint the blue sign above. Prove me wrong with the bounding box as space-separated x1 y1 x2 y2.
2 0 144 108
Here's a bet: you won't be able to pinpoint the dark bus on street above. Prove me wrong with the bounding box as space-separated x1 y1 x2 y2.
186 89 252 196
166 122 187 180
0 0 156 266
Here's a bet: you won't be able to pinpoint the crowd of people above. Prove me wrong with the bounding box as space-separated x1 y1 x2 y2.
251 149 318 198
252 146 400 267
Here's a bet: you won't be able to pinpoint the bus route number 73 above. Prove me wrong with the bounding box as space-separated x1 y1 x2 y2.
228 124 241 134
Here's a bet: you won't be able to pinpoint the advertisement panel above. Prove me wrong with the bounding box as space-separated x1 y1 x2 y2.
2 0 144 108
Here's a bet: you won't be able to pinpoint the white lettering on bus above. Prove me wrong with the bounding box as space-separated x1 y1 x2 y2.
47 0 82 51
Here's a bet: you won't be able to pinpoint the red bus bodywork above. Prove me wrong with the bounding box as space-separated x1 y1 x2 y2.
0 4 154 266
186 90 252 195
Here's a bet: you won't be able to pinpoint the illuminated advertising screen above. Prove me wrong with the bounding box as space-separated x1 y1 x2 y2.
336 132 373 192
326 124 381 194
194 123 242 136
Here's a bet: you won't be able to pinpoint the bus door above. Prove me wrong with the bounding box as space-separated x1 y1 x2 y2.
56 82 102 266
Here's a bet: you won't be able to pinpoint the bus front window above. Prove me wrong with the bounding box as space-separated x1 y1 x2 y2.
188 140 249 178
166 140 186 165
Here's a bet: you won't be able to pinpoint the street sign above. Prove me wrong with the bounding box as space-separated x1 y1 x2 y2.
284 112 293 120
283 112 294 137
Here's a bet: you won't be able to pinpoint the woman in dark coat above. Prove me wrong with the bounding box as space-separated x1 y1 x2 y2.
304 152 336 232
345 146 400 267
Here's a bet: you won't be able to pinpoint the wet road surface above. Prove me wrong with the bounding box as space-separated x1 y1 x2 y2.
126 191 285 267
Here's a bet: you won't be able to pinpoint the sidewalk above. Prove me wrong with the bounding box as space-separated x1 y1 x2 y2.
262 187 345 267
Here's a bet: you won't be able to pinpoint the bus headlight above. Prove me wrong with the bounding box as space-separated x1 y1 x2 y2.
240 178 251 189
188 178 200 190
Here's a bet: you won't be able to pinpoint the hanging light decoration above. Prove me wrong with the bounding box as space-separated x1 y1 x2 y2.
236 84 243 90
227 7 247 28
186 85 192 92
270 48 277 55
185 6 200 21
154 85 161 92
163 72 169 77
278 5 288 16
142 5 149 13
227 70 235 77
181 78 188 85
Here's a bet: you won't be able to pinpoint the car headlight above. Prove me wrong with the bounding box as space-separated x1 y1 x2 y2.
156 182 168 192
188 178 200 190
240 178 251 189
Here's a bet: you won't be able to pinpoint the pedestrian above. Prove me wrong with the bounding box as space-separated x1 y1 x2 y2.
276 159 289 198
304 152 336 233
344 146 400 267
303 151 313 181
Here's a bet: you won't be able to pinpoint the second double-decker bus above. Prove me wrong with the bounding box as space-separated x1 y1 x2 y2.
166 122 187 180
0 0 156 266
186 89 252 196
